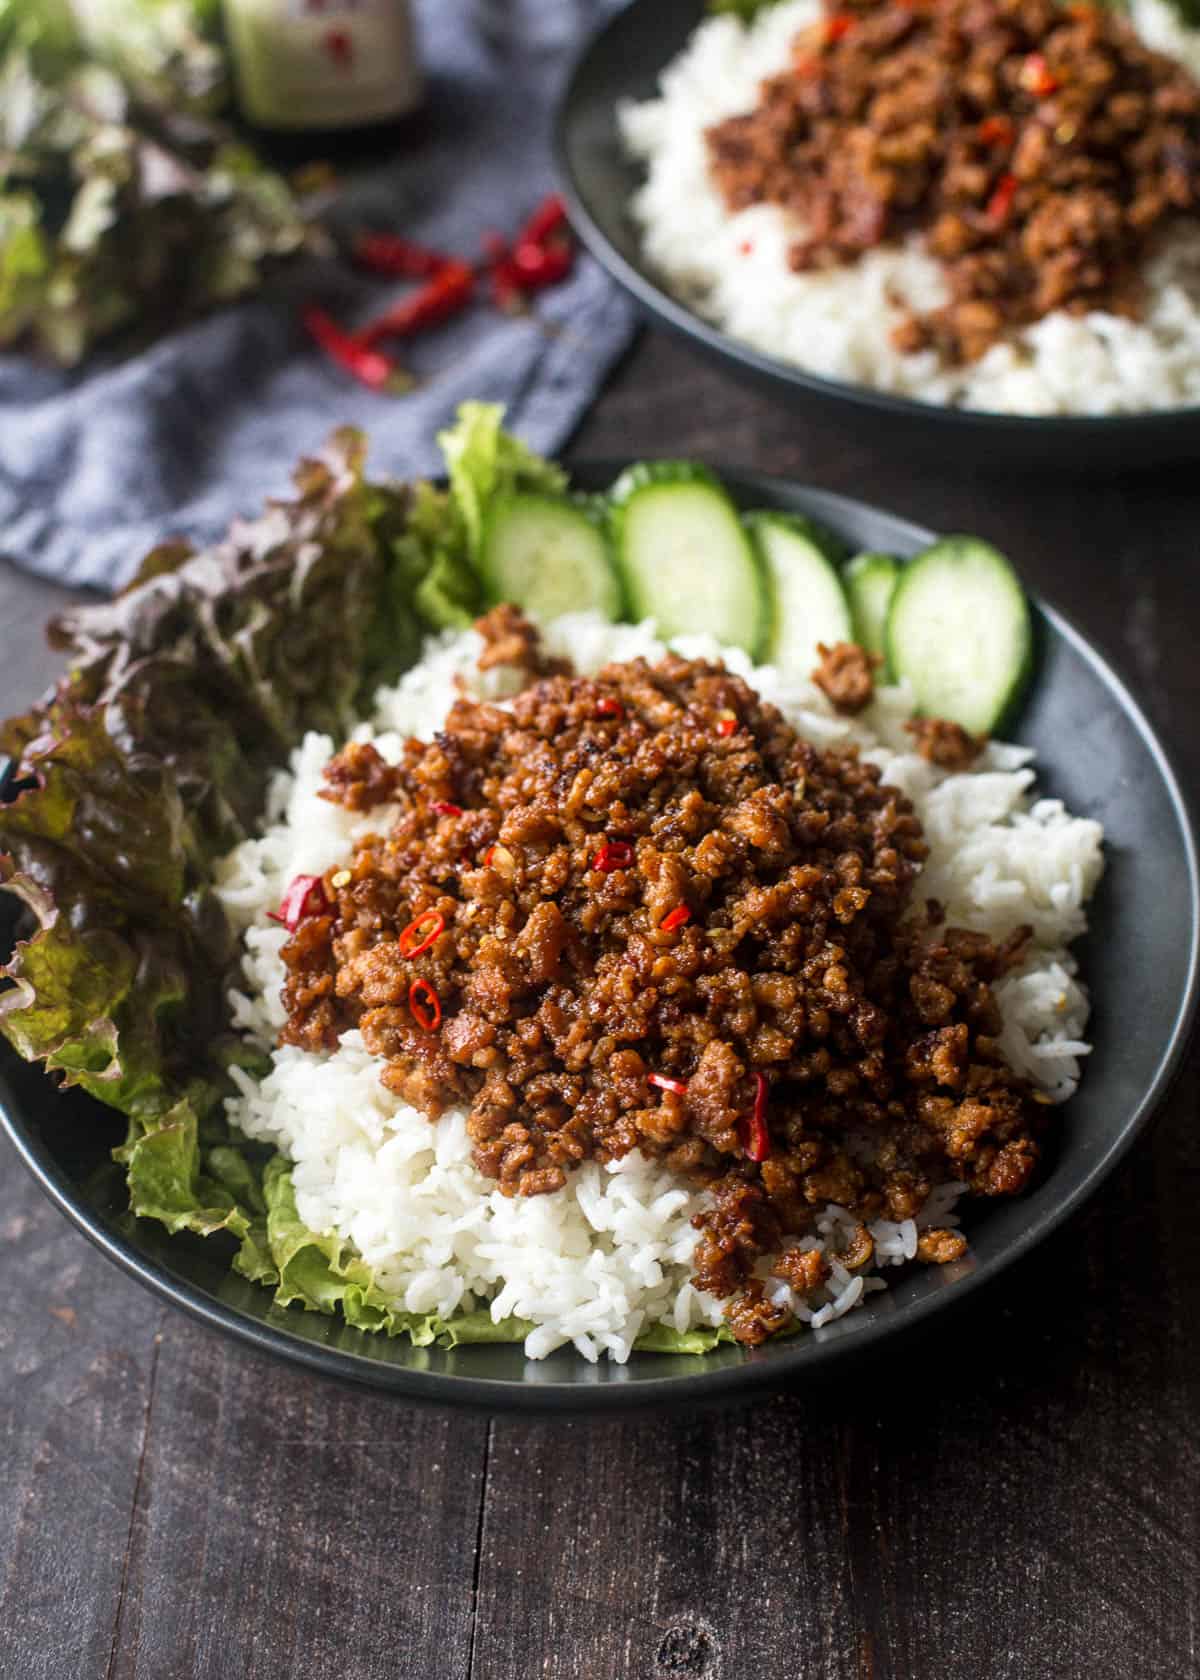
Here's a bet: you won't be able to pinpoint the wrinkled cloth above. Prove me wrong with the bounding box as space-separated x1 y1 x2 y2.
0 0 635 590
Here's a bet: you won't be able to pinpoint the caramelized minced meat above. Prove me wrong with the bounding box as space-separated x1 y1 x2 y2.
906 716 986 768
475 602 570 678
813 641 877 713
706 0 1200 364
280 611 1046 1344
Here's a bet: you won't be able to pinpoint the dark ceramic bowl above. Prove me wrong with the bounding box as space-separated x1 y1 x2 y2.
2 466 1196 1411
557 0 1200 474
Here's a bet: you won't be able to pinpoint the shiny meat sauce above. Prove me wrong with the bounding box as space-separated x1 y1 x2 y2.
279 610 1043 1344
707 0 1200 365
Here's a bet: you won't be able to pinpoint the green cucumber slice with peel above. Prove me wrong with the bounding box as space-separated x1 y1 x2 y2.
480 492 622 621
748 511 853 676
844 551 900 672
609 462 768 657
885 536 1033 734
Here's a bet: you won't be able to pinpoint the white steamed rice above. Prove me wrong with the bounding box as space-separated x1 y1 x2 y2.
619 0 1200 416
214 616 1104 1361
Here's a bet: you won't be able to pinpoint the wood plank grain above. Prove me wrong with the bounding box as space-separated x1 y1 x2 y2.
107 1321 488 1680
0 1134 164 1680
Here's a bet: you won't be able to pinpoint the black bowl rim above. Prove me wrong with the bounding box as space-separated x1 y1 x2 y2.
1 473 1197 1413
555 0 1200 438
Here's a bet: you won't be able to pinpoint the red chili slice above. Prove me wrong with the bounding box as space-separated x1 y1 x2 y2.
267 874 327 931
977 115 1014 148
432 801 463 817
715 715 737 738
1020 52 1059 96
409 978 442 1033
593 839 635 873
399 909 445 959
739 1072 771 1163
986 173 1019 228
594 696 624 719
648 1072 688 1097
660 906 691 933
825 13 856 40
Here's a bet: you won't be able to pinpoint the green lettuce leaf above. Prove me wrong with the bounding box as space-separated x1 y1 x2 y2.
632 1321 736 1354
260 1157 440 1343
0 1 309 364
438 400 567 565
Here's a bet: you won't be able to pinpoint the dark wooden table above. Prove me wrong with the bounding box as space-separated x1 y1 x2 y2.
3 331 1198 1680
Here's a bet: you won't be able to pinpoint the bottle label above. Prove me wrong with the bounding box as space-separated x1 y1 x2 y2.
227 0 422 130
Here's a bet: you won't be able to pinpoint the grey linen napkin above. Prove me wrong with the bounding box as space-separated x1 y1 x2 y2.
0 0 636 591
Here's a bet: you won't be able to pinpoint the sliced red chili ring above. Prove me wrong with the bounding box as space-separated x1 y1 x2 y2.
985 173 1019 228
660 906 691 933
593 839 635 873
648 1072 688 1097
594 696 624 719
432 801 462 817
399 908 445 959
266 873 327 931
1020 52 1059 96
977 115 1014 147
739 1072 771 1163
409 978 442 1033
715 715 737 738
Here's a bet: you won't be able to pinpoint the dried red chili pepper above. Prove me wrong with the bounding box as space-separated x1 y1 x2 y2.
398 908 445 959
985 173 1019 228
594 696 624 719
351 231 451 279
267 874 327 931
511 239 574 290
739 1072 771 1163
432 801 463 817
302 307 404 392
648 1072 688 1097
409 978 442 1033
359 260 475 345
517 193 568 248
660 906 691 933
481 232 527 315
592 839 635 873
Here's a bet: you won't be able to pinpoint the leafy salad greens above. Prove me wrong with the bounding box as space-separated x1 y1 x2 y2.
0 0 311 364
0 403 732 1356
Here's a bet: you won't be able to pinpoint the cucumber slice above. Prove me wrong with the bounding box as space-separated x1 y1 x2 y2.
480 492 622 622
886 536 1033 734
609 462 767 656
748 511 853 676
844 551 900 672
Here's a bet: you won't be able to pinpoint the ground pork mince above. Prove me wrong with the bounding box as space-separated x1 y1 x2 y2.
706 0 1200 364
276 609 1045 1345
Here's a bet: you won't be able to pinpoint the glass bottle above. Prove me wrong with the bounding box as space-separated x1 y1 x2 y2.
223 0 422 148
